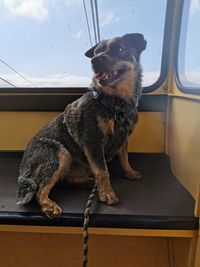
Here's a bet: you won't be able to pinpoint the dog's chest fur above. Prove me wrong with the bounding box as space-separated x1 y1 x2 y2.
64 92 138 162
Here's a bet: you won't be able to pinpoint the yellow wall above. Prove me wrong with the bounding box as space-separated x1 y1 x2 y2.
0 111 165 152
0 232 172 267
167 97 200 201
0 230 194 267
0 112 58 151
128 112 165 152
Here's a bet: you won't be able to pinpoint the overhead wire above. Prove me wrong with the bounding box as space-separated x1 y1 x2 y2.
83 0 101 46
94 0 100 42
0 76 17 87
90 0 98 44
0 1 101 88
83 0 93 47
0 58 37 88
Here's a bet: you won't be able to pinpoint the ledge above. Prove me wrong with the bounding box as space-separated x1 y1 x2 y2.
0 225 197 238
0 153 198 231
0 93 167 111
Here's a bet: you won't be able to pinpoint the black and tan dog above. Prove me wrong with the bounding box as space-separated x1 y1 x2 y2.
17 33 147 218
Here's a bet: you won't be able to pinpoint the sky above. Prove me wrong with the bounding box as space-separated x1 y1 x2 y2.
0 0 199 88
180 0 200 87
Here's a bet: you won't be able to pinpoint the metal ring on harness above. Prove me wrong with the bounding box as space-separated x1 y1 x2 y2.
114 112 125 122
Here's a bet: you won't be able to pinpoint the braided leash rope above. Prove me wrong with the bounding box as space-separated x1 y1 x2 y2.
82 183 98 267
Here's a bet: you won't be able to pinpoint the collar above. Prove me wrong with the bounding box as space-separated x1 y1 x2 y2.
92 90 135 122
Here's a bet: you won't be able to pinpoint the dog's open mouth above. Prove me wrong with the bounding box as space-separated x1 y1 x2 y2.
95 68 126 85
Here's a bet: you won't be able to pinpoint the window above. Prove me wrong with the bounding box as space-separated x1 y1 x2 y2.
0 0 167 88
177 0 200 91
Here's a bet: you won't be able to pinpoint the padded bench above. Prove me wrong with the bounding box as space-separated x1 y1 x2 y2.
0 152 198 230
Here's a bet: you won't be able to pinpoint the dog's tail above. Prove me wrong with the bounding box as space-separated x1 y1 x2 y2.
17 176 37 205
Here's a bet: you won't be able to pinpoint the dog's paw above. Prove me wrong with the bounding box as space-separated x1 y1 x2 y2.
124 169 142 180
42 201 62 219
98 188 119 205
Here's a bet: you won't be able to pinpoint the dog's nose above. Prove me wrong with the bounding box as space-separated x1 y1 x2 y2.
91 55 107 65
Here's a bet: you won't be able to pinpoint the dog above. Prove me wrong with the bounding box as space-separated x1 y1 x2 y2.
17 33 147 218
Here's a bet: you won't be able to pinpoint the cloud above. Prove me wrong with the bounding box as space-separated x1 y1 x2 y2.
100 11 121 27
142 71 160 87
3 0 49 22
190 0 200 15
61 0 81 6
143 69 200 87
1 71 160 88
0 73 91 87
2 0 83 22
73 31 83 40
1 70 199 89
181 69 200 86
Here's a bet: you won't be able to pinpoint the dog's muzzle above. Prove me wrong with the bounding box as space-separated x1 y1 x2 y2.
92 64 128 87
91 54 134 87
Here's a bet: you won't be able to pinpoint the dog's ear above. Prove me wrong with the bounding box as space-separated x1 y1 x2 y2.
85 43 99 58
123 33 147 55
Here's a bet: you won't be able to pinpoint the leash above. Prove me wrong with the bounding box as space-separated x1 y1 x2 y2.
82 183 98 267
81 91 137 266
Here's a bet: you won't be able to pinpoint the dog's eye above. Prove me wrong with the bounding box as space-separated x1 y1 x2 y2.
119 47 123 52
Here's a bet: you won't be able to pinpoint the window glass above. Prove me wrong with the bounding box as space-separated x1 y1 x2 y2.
0 0 167 88
178 0 200 89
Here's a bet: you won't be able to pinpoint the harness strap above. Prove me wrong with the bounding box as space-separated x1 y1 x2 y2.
92 90 135 122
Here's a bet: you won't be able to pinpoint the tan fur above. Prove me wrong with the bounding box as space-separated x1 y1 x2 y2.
97 116 114 135
37 148 71 217
84 150 119 205
102 62 136 99
118 142 142 180
59 147 71 178
118 143 133 174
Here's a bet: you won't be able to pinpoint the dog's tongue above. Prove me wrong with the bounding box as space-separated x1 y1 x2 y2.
95 72 107 80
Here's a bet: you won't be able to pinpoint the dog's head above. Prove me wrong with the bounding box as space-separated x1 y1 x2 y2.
85 33 146 87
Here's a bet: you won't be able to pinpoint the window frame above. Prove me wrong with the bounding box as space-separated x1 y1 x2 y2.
175 0 200 95
0 0 173 111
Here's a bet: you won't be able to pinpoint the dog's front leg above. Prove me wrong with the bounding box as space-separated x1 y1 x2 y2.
84 147 119 205
118 142 142 179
